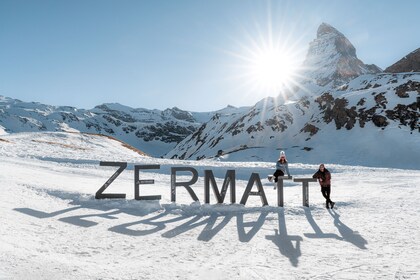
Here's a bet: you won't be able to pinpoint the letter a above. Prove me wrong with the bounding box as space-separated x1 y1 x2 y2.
240 173 268 206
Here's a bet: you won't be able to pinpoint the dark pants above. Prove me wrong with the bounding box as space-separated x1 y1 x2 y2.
321 185 332 203
273 170 284 182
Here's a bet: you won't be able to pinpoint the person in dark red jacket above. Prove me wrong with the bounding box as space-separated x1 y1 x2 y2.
312 164 335 209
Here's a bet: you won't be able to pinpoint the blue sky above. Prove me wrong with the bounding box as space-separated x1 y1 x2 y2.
1 0 419 111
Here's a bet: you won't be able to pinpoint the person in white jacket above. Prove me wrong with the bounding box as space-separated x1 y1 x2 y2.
270 151 291 183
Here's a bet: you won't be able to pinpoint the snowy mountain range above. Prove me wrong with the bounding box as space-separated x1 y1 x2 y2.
167 72 419 168
0 96 247 157
1 23 419 168
167 23 420 168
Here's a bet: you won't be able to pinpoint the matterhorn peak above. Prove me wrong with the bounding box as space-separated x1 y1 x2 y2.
301 23 381 88
315 23 356 58
317 22 343 37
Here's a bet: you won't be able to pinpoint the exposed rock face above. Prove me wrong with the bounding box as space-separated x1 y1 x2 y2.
385 48 420 73
386 103 419 131
395 79 420 97
301 23 382 87
301 123 319 136
315 93 358 130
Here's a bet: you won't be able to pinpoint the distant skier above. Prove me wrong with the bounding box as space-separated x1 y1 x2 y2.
312 164 335 209
269 151 291 185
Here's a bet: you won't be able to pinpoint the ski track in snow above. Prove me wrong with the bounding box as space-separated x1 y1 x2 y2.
1 132 419 279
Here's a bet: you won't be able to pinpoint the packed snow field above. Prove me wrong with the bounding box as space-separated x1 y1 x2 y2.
1 132 419 279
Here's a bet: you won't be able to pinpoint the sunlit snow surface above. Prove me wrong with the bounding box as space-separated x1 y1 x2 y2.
1 132 419 279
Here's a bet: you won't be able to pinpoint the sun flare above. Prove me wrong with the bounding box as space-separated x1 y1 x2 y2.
250 47 300 92
223 14 309 104
227 34 305 103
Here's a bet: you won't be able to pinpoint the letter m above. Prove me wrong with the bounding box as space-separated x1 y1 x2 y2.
204 170 236 204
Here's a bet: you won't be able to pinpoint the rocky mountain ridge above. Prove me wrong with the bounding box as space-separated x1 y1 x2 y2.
385 48 420 73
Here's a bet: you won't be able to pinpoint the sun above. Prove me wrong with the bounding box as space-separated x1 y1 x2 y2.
250 47 300 93
226 15 306 102
225 30 305 102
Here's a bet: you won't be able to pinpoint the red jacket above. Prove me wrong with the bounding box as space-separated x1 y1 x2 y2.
312 169 331 187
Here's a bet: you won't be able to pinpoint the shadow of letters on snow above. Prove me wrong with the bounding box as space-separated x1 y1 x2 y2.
14 206 82 219
58 209 121 228
197 214 234 241
13 187 161 228
236 212 267 242
13 187 367 252
266 209 302 267
14 197 269 243
161 214 227 240
110 211 267 242
109 211 189 237
13 186 272 242
14 206 128 228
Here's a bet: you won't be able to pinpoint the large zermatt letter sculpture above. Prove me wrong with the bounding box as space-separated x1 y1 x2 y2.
204 170 236 204
171 167 199 202
240 173 268 206
134 165 162 201
96 161 127 199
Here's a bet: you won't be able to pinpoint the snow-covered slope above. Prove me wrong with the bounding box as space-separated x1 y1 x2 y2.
0 131 148 162
166 73 420 169
1 132 420 279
